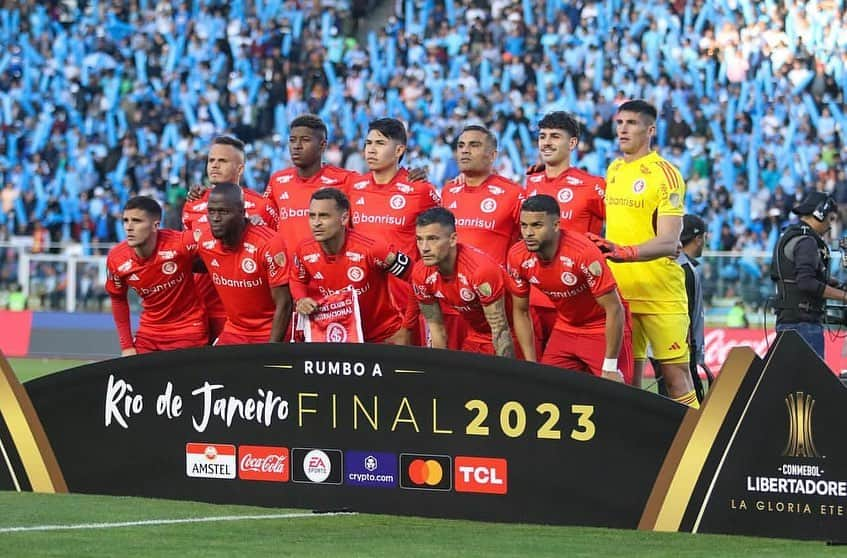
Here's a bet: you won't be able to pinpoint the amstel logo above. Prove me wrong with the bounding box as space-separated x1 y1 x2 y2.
782 391 821 458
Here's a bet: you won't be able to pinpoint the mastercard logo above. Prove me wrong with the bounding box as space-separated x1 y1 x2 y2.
407 459 443 486
399 453 451 491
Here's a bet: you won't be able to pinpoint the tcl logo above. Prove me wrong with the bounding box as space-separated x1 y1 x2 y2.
238 445 289 482
454 457 507 494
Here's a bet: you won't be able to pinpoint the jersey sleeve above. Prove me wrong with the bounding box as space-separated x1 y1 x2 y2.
289 244 310 300
262 234 289 287
506 247 530 297
410 261 436 305
473 261 505 305
104 253 127 297
578 243 617 298
259 197 280 230
655 163 686 217
593 176 606 221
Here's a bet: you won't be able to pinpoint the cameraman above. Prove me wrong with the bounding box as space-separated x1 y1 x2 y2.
770 192 847 357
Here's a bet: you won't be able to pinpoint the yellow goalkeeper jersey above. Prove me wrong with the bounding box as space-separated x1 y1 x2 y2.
605 151 687 314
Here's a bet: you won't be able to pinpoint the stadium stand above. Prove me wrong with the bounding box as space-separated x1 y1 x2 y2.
0 0 844 312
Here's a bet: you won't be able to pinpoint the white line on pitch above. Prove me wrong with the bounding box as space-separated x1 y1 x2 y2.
0 511 357 534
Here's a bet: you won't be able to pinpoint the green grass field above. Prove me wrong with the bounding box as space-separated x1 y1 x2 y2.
1 358 842 556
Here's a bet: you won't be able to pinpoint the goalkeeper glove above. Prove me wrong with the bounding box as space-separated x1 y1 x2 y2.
585 233 639 262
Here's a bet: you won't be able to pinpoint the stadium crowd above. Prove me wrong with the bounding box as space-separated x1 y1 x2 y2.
0 0 845 311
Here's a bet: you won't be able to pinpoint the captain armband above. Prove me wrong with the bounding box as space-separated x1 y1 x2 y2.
388 252 411 277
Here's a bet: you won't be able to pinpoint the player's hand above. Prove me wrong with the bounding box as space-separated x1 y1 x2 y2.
295 298 318 315
601 368 625 383
407 167 428 182
121 348 138 357
186 183 205 202
585 232 615 253
526 163 545 174
586 233 639 262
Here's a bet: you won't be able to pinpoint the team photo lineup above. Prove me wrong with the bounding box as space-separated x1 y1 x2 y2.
108 102 705 409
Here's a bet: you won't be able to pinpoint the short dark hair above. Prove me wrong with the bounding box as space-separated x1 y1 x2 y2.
459 125 497 150
368 118 407 145
416 207 456 232
617 100 658 123
521 195 560 217
123 196 162 220
209 182 244 208
290 114 328 139
212 135 246 153
311 187 350 212
538 111 581 138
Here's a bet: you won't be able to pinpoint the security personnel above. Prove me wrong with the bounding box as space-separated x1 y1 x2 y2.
770 192 847 357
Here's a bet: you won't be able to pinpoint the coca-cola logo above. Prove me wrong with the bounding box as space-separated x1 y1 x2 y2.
240 453 286 473
237 445 290 482
703 328 776 371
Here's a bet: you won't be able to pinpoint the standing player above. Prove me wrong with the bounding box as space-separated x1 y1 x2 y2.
411 207 514 356
508 195 628 383
526 112 607 354
194 182 291 345
351 118 441 344
439 125 523 348
183 136 278 340
291 188 413 344
592 99 697 406
106 197 208 355
263 114 356 247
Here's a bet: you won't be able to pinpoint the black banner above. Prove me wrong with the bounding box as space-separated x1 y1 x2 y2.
21 343 683 528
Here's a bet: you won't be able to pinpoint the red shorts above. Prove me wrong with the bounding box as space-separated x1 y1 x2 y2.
541 328 634 384
214 330 271 346
207 316 227 343
530 305 557 356
135 329 209 353
461 336 495 355
443 310 468 350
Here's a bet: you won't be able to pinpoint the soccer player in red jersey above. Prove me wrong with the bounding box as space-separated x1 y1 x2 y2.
193 182 292 345
508 195 629 383
182 136 278 340
525 112 608 355
411 207 514 356
441 126 524 264
262 114 356 246
106 197 208 355
350 118 440 344
291 188 413 344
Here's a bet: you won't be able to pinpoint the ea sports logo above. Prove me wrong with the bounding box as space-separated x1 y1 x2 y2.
326 323 348 343
161 261 178 275
557 188 573 203
407 458 443 486
390 194 406 210
241 257 257 274
480 198 497 213
561 271 577 286
460 288 475 302
633 179 646 193
347 266 364 282
303 449 331 483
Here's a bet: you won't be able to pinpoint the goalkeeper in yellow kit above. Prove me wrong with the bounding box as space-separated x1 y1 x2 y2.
588 100 698 408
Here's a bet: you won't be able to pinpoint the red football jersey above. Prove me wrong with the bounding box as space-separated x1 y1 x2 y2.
193 224 289 339
348 168 440 257
525 167 605 235
411 244 505 343
263 165 355 245
182 187 279 231
441 174 524 264
290 229 403 343
507 231 617 334
106 229 206 341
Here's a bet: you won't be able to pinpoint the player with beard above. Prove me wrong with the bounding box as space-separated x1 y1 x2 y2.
508 195 629 382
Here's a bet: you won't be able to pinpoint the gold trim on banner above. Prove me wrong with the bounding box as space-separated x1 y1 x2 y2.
639 346 758 532
0 352 67 493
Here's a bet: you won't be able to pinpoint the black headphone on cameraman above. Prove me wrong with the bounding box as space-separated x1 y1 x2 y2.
811 195 837 222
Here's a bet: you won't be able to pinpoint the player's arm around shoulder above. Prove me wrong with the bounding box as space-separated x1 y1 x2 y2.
505 244 535 361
